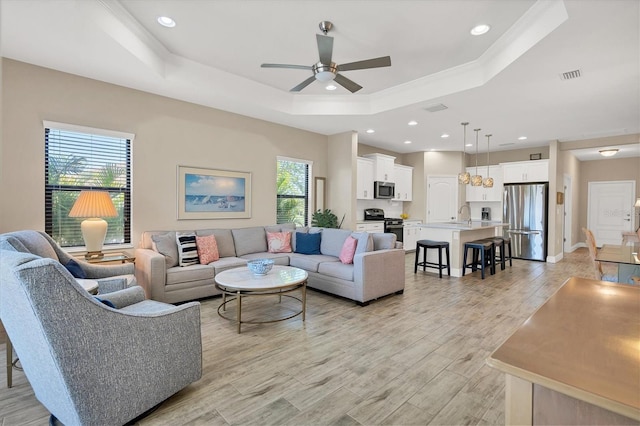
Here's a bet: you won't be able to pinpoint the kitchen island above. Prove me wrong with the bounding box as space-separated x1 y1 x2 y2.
487 277 640 424
418 221 508 277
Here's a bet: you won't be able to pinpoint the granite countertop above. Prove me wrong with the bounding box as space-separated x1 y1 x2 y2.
420 221 508 230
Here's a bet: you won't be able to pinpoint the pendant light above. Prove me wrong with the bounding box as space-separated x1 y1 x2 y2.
458 122 470 184
483 134 494 188
470 128 483 186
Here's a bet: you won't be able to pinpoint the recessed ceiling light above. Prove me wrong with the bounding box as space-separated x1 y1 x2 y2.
470 24 490 36
441 133 450 138
366 129 375 134
157 16 176 28
465 143 473 147
404 140 412 144
325 84 337 91
518 136 527 140
599 149 619 157
408 120 418 126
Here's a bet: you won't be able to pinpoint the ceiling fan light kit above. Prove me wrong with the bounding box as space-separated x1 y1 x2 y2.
261 21 391 93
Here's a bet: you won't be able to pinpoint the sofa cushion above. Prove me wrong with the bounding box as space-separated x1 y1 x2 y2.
339 236 358 264
232 227 267 256
294 232 321 255
289 253 338 272
320 228 352 257
351 232 373 255
241 252 290 265
372 233 397 250
196 229 236 258
166 263 214 285
196 235 219 264
151 232 179 268
267 231 292 253
291 226 308 252
176 232 199 267
265 223 296 233
210 257 248 274
318 261 354 281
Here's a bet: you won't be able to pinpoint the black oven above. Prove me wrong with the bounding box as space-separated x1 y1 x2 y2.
364 208 403 243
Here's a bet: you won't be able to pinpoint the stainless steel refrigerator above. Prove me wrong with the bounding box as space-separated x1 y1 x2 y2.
503 183 548 261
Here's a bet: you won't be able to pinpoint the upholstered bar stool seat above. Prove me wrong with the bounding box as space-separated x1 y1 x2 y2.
497 236 513 268
485 236 506 270
414 240 450 278
463 240 495 279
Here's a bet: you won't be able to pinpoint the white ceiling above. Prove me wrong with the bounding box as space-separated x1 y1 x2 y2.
1 0 639 160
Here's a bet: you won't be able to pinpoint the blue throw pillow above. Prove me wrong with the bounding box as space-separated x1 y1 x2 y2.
94 297 116 308
65 259 87 279
294 232 321 255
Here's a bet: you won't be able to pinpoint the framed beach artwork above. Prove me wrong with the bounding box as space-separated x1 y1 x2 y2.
177 166 251 219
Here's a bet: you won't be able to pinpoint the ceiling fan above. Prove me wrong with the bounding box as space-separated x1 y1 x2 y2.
261 21 391 93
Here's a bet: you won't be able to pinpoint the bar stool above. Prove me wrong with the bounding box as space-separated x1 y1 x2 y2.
497 236 513 268
414 240 450 278
463 239 495 279
486 236 506 270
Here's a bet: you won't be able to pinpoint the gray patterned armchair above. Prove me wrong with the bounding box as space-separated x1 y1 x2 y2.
0 249 202 425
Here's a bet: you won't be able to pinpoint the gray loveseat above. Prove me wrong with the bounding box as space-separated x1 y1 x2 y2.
135 224 405 305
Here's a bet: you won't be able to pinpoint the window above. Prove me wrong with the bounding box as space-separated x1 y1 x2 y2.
44 122 132 247
276 157 311 226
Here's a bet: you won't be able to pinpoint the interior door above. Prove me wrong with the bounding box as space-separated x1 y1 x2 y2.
587 181 636 246
427 176 458 223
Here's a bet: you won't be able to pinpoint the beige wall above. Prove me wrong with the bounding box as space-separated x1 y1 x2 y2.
558 150 582 248
1 60 328 246
468 146 550 167
328 132 357 229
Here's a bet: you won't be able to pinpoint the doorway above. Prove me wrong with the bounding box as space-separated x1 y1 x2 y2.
587 180 636 246
426 176 459 223
563 175 572 252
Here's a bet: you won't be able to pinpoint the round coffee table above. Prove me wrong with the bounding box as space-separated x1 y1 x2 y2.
214 265 308 333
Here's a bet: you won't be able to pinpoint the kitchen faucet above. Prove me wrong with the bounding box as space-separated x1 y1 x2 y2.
458 204 472 225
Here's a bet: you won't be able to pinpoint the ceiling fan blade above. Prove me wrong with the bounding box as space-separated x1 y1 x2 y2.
338 56 391 72
291 76 317 92
334 73 363 93
316 34 334 64
261 63 312 70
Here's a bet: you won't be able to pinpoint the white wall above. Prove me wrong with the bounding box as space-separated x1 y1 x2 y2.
1 59 328 246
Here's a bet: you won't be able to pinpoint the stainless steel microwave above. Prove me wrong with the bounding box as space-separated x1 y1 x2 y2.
374 181 395 199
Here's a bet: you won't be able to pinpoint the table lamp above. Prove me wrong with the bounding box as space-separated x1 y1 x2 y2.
69 190 118 259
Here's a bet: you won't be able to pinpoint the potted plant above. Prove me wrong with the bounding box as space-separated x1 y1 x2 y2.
311 209 344 228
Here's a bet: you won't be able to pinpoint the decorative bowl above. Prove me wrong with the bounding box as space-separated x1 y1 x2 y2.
247 258 274 275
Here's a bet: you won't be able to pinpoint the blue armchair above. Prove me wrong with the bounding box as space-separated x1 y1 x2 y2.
0 249 202 425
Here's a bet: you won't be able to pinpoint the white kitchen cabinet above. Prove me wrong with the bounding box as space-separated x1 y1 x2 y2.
363 153 395 182
393 164 413 201
403 220 422 251
356 222 384 233
356 157 374 200
502 160 549 183
465 165 503 202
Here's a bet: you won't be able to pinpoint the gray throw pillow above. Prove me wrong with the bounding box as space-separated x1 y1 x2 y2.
151 233 179 268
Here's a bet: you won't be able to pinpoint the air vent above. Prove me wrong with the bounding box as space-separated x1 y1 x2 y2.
560 69 581 80
423 103 448 113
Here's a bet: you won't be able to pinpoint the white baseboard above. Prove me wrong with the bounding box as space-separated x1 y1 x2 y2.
547 252 563 263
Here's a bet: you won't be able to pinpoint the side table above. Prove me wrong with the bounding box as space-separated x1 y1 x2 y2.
84 252 135 264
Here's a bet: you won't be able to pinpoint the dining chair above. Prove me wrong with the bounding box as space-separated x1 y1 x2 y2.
582 228 618 282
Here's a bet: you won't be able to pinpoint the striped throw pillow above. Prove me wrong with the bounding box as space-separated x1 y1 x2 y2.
176 232 199 267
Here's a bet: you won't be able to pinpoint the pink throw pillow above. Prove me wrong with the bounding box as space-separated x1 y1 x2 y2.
267 231 292 253
339 236 358 264
196 235 219 264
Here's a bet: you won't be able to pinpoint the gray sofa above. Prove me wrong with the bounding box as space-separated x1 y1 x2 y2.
135 224 405 305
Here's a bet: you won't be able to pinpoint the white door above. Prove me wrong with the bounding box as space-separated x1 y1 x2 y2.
587 181 636 246
427 176 458 223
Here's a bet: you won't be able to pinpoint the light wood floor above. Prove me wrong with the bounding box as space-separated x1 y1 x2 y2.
1 249 597 425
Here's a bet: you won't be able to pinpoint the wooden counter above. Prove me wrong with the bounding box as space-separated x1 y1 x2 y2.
487 277 640 424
